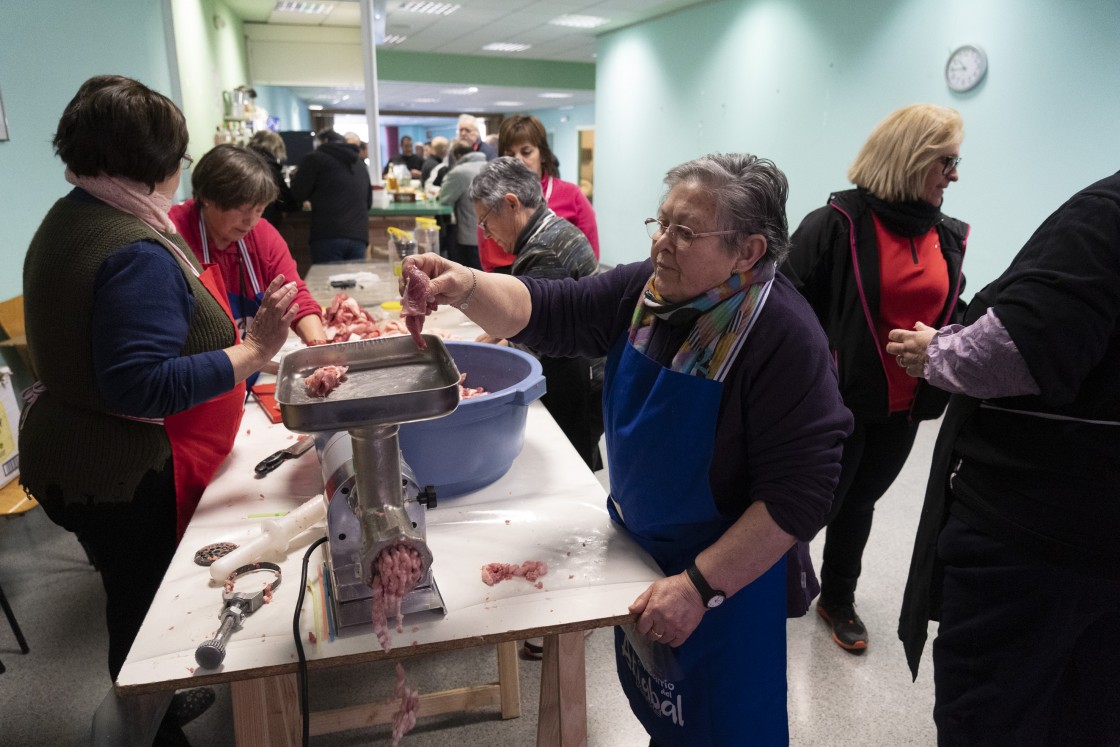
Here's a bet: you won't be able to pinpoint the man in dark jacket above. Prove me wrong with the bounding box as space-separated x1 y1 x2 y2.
290 129 371 263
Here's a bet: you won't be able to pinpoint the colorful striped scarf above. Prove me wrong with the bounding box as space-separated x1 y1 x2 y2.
628 260 776 381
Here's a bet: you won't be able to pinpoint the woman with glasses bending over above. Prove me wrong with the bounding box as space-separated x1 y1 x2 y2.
781 103 969 654
19 76 299 715
400 153 852 745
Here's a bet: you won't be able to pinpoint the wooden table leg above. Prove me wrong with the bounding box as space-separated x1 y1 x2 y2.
536 631 588 747
231 673 301 746
497 640 522 718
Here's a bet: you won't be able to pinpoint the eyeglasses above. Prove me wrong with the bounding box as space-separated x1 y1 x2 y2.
940 155 962 175
180 153 193 171
644 217 736 250
477 204 496 234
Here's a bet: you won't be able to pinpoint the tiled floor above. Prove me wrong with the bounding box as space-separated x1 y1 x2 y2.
1 423 940 745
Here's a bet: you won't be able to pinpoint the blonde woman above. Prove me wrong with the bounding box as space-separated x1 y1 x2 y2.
781 103 970 653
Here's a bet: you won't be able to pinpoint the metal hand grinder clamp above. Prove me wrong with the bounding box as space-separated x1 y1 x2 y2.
195 562 282 669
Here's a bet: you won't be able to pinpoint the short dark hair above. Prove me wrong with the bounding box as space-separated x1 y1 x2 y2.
498 115 559 178
53 75 188 191
192 145 279 210
451 139 473 159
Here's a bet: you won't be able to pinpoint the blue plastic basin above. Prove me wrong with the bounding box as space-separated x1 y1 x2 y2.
398 341 546 498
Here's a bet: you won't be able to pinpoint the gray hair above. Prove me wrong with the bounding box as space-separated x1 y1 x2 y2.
663 153 791 265
469 156 543 211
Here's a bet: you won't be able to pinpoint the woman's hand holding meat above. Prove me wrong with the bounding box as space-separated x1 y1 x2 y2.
400 255 532 340
628 573 707 648
227 275 299 382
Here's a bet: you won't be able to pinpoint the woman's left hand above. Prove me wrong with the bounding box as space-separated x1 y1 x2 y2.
628 572 707 647
886 322 937 378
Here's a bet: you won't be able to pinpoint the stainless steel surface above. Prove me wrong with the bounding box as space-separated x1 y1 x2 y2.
276 335 460 433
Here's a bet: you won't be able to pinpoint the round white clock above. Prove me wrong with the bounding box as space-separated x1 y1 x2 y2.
946 45 988 92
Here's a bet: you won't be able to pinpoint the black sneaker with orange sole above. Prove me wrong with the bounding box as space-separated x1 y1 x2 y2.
816 600 868 654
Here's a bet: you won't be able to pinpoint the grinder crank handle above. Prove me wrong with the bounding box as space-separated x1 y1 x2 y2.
194 604 244 669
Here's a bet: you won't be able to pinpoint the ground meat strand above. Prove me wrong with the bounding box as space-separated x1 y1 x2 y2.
371 543 423 653
480 560 549 586
305 365 349 398
391 662 420 746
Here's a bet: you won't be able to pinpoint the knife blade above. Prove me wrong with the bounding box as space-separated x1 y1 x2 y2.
254 435 315 476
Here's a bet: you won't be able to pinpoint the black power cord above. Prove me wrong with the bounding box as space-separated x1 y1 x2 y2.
293 535 329 747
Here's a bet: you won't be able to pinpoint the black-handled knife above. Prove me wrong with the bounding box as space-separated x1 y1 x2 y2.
254 435 314 476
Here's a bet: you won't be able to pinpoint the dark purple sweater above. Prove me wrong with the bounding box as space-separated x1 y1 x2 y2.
511 259 853 542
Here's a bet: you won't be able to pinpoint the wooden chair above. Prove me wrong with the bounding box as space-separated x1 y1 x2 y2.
0 480 34 673
0 295 35 378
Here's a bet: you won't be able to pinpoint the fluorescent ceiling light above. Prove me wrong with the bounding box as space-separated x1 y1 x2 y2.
482 42 530 53
492 100 525 107
382 34 407 44
413 97 439 103
537 92 574 99
273 1 334 14
308 104 324 110
549 14 609 29
398 2 460 15
441 86 479 96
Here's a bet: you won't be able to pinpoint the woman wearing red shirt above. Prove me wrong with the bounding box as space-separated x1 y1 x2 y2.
477 115 599 273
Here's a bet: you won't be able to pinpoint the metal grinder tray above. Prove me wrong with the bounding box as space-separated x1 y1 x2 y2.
276 334 461 433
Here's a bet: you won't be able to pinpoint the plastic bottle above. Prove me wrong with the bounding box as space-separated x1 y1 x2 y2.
415 217 440 256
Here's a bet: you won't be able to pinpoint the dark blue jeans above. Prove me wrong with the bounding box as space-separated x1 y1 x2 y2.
933 514 1120 746
310 237 367 264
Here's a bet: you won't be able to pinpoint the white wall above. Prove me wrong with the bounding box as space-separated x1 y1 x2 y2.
594 0 1120 293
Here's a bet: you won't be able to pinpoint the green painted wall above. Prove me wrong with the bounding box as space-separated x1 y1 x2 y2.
594 0 1120 293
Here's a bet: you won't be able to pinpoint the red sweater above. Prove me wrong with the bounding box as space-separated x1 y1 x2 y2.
170 200 322 328
478 175 599 271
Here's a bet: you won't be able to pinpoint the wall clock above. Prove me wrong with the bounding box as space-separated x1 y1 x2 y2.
945 45 988 92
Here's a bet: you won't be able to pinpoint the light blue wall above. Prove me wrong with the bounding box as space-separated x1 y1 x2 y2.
253 85 311 131
0 0 176 305
531 104 595 185
595 0 1120 293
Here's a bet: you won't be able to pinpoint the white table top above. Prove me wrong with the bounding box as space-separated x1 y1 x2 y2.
117 384 660 694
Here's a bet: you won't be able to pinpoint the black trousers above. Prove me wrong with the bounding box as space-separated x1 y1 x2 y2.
539 356 604 472
820 413 918 605
933 515 1120 746
39 462 177 681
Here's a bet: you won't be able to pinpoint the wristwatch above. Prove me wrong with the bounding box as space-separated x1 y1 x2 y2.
685 563 726 609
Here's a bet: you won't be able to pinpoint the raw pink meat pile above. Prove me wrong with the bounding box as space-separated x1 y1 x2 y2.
391 662 420 747
323 293 381 342
457 372 489 400
304 365 348 398
401 265 434 350
371 543 423 652
480 560 549 587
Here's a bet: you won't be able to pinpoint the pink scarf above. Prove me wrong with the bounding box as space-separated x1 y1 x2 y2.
65 168 177 234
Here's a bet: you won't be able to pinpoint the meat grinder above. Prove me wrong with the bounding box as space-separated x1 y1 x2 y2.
275 335 462 634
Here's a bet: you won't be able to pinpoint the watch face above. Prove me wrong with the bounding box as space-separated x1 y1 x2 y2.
707 594 725 609
946 45 988 92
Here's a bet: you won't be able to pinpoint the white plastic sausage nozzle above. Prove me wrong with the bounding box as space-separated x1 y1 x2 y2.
208 493 328 582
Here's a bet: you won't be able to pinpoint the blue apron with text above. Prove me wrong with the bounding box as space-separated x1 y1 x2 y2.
604 334 788 746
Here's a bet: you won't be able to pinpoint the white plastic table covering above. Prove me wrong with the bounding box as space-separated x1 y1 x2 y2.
116 400 662 692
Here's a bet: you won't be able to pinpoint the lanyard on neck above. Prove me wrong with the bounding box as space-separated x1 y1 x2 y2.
197 210 262 296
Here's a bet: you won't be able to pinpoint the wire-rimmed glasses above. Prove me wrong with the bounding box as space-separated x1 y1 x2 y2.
644 217 736 250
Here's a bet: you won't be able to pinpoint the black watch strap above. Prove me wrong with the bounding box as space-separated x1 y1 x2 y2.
686 563 726 608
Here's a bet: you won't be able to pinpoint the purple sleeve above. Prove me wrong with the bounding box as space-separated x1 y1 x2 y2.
92 241 234 418
924 308 1040 398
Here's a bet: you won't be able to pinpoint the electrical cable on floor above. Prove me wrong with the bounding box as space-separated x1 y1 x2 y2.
293 535 329 747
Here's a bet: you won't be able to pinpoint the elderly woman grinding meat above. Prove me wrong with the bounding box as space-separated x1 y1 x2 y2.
171 143 326 350
19 75 298 702
401 153 853 745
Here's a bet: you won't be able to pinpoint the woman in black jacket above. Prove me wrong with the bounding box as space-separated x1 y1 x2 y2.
781 103 969 653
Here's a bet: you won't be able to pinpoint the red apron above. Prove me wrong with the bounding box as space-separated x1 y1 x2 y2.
164 265 245 541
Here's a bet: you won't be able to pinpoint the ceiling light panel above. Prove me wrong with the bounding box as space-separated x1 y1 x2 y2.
397 2 461 15
549 14 610 29
273 1 334 13
482 42 531 52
